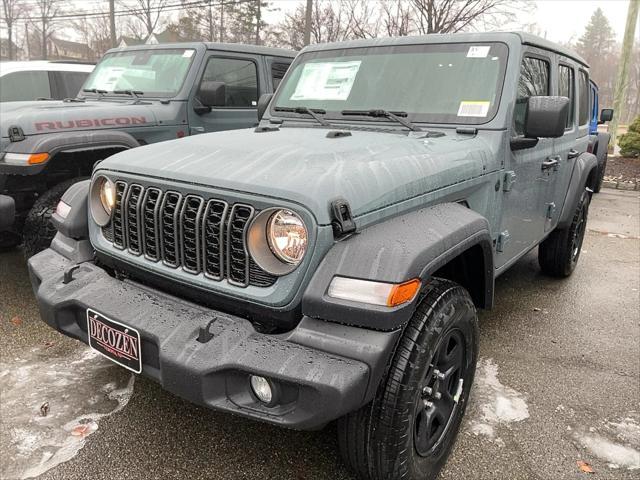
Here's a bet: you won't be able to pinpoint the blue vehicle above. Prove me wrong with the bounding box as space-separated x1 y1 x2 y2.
588 80 614 192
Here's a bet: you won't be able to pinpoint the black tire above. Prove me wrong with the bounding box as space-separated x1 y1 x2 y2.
538 189 590 277
337 278 478 480
22 178 83 258
593 154 607 193
0 231 21 251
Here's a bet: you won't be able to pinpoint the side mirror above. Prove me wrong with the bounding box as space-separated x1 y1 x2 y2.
257 93 273 121
599 108 613 123
197 81 226 108
524 96 569 139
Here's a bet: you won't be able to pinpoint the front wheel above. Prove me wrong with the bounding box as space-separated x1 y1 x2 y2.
337 278 478 480
22 178 83 258
538 189 590 277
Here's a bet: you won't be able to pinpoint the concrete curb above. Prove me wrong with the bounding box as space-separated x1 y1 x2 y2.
602 179 639 191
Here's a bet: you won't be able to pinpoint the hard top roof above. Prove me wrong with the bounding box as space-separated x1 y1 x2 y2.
0 60 95 75
301 31 588 67
106 42 296 58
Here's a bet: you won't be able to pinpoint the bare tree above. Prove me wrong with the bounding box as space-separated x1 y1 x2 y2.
1 0 26 60
70 14 113 60
119 0 169 38
408 0 519 34
32 0 60 60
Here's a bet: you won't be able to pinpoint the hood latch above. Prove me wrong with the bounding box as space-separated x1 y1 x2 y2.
331 199 356 237
8 125 25 142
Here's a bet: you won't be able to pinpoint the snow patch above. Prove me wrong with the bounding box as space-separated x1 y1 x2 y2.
467 358 529 444
574 417 640 470
0 345 135 480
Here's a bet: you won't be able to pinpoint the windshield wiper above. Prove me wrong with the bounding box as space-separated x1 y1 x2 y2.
274 106 332 127
341 109 420 131
82 88 107 98
114 89 144 99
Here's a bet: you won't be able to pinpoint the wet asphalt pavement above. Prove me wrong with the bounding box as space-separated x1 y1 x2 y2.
1 189 639 480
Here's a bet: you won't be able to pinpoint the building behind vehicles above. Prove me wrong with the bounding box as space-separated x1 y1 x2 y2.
588 79 614 192
0 61 94 102
28 33 599 480
0 43 295 256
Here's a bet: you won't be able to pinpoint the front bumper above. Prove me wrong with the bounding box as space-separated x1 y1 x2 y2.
28 246 399 430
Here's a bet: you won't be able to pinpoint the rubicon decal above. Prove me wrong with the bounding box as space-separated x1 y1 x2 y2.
87 309 142 373
35 116 147 131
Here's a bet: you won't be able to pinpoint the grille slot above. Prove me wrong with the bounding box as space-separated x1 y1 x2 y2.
160 192 182 267
142 187 162 261
202 199 228 280
180 195 204 273
102 182 278 288
112 181 127 249
226 204 254 287
125 184 144 255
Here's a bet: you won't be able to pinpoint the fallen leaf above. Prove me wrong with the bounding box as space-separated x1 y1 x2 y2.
533 308 541 312
10 316 22 326
43 341 56 348
577 460 595 474
40 402 49 417
71 425 90 437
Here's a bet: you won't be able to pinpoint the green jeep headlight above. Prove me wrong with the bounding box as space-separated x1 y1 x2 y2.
90 175 116 226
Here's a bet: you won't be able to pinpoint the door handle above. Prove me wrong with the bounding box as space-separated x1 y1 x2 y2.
190 126 205 134
542 155 560 171
568 149 580 159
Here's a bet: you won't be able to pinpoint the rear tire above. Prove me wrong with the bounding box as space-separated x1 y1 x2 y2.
337 278 478 480
538 189 590 277
22 178 82 258
593 154 607 193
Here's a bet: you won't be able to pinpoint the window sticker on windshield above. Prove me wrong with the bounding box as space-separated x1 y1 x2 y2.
457 101 490 117
467 46 491 58
95 66 125 91
290 61 361 101
182 50 194 58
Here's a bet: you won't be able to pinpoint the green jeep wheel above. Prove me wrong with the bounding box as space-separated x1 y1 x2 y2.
337 278 478 480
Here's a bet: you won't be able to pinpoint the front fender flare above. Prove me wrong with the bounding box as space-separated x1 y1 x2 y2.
302 203 494 331
0 130 139 175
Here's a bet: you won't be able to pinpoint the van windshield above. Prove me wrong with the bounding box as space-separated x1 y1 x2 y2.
273 42 508 125
82 48 195 98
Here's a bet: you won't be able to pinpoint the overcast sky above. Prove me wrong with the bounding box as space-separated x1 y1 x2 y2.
0 0 637 45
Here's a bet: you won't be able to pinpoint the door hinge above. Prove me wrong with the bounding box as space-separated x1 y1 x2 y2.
330 199 356 237
503 171 516 192
496 231 510 253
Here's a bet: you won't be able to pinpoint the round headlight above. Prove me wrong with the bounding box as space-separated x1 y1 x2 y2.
267 209 308 265
90 175 116 227
100 178 116 215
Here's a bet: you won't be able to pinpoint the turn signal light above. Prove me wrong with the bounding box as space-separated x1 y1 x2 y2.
387 279 422 307
27 153 50 165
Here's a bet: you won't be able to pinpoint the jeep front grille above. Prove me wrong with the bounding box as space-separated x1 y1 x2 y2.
104 182 277 288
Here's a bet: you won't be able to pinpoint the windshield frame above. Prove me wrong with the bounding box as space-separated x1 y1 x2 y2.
270 41 510 127
80 47 197 99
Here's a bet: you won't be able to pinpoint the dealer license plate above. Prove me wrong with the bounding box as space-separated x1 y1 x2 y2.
87 308 142 373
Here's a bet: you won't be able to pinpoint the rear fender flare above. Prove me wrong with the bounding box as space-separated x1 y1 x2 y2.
302 202 494 331
558 152 597 228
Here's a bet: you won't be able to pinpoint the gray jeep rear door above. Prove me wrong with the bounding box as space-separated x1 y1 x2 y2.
187 52 260 134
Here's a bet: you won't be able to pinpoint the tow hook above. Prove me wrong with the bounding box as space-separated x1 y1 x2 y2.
197 318 217 343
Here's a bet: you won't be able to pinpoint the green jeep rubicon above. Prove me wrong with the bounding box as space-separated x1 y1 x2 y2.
28 32 598 480
0 42 294 256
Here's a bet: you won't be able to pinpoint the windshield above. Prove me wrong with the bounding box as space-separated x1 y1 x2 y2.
82 48 195 97
273 42 508 125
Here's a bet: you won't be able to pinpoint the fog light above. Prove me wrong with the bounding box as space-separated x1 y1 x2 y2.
250 375 273 405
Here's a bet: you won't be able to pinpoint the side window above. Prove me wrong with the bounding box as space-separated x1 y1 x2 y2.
514 56 550 135
60 71 91 98
271 60 291 90
557 65 575 129
0 71 51 102
201 57 258 108
578 70 589 126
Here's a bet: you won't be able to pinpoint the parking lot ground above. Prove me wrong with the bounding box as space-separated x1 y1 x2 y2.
1 189 639 480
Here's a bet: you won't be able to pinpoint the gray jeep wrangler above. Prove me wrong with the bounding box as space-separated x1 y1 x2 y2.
0 42 294 256
28 33 598 480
